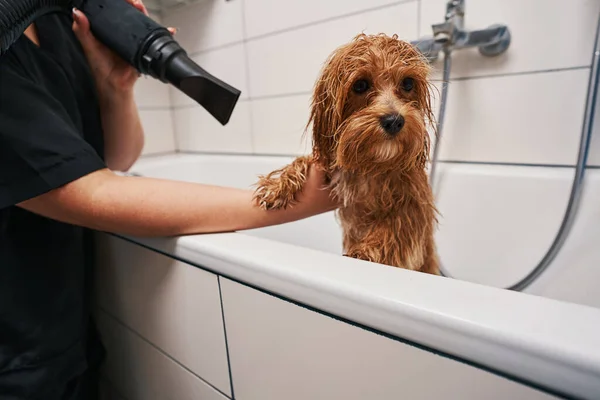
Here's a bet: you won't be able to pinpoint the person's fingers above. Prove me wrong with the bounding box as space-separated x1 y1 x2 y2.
72 8 100 57
167 27 178 35
125 0 149 16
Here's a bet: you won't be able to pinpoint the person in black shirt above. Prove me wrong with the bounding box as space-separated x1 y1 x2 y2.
0 2 337 399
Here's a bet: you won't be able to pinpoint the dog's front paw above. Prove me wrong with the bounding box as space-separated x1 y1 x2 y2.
252 156 311 211
253 180 296 211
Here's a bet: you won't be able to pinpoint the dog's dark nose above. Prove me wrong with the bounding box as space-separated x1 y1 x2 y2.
380 114 405 135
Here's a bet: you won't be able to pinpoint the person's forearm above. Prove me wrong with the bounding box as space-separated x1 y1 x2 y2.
18 169 324 237
99 90 145 171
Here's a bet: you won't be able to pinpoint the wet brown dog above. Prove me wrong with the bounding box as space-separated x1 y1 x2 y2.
253 33 440 275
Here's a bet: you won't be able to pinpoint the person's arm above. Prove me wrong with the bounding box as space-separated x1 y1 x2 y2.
71 1 175 171
97 89 144 171
17 164 336 237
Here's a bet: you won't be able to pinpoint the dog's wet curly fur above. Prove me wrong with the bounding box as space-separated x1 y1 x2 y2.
253 33 440 275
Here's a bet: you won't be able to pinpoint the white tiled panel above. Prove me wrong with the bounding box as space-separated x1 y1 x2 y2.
243 0 401 39
438 68 589 165
219 278 557 400
433 163 572 289
162 0 244 54
419 0 600 79
246 1 419 98
170 44 249 108
95 310 229 400
94 234 232 396
173 101 253 153
526 170 600 308
250 94 312 155
139 109 177 155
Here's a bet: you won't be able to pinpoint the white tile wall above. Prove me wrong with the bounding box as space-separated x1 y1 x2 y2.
173 100 252 153
95 310 229 400
162 0 244 54
94 234 232 396
243 0 401 39
161 0 599 168
138 109 177 155
438 68 589 165
134 77 171 109
220 278 556 400
245 1 419 98
250 94 312 155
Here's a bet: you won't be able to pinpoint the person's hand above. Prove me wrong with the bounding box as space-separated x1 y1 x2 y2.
71 0 176 99
295 163 339 217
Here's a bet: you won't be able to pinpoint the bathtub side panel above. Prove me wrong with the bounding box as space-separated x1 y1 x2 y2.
219 277 559 400
95 310 229 400
93 233 232 396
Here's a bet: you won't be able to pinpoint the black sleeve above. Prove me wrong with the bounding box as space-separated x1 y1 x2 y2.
0 65 106 209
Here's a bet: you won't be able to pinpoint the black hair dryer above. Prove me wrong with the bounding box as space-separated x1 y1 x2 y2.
0 0 241 125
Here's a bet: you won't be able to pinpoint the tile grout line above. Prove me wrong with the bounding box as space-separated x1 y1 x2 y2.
95 306 233 399
186 0 416 57
449 65 590 82
218 276 236 400
162 65 591 111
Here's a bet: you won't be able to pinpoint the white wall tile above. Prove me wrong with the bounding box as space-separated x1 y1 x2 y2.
140 109 177 155
220 278 555 400
95 310 229 400
438 68 589 165
243 0 401 39
94 234 232 396
170 43 249 108
419 0 600 79
246 1 419 98
173 101 252 153
250 94 312 155
432 163 572 289
135 77 172 109
162 0 244 54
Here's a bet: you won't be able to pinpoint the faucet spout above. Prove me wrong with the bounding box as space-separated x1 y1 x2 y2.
411 0 511 61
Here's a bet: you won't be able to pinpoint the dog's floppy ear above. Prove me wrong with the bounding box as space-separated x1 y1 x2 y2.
417 131 431 170
415 66 437 171
306 45 350 169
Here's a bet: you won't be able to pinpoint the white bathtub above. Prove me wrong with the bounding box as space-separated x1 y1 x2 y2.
94 153 600 400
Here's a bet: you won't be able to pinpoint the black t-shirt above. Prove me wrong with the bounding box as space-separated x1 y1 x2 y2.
0 12 107 399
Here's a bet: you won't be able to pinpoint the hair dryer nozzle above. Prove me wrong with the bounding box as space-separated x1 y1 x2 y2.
167 53 241 126
140 34 241 126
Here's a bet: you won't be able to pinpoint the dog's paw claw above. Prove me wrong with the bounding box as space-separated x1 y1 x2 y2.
253 185 294 210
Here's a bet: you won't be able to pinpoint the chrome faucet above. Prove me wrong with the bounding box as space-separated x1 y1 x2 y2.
412 0 511 62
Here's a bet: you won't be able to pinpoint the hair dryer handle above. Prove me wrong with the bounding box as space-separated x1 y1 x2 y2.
79 0 166 68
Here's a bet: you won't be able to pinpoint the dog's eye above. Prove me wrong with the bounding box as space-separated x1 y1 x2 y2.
401 77 415 92
352 79 370 94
